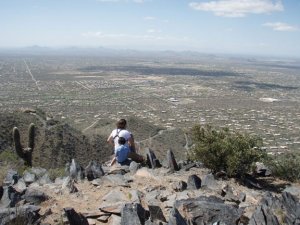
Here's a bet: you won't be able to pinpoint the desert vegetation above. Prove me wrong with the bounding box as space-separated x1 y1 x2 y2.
189 124 266 178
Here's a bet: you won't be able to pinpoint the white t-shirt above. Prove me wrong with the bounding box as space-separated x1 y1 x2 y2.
109 129 132 151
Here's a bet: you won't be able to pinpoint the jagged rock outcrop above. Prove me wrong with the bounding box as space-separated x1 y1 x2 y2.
166 149 179 172
173 196 242 225
1 143 300 225
85 160 105 181
0 205 41 225
249 191 300 225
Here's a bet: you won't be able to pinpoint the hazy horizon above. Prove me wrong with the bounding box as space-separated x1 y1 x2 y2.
1 0 300 58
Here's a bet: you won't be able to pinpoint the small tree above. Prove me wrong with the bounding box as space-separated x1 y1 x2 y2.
265 152 300 182
190 124 265 178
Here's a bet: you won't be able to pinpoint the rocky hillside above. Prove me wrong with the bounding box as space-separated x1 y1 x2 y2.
0 110 190 168
1 155 299 225
0 110 112 168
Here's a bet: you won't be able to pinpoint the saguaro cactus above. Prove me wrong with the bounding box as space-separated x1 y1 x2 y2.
13 123 35 167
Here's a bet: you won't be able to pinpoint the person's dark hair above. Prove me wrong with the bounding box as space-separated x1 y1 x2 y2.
118 137 126 145
116 119 127 129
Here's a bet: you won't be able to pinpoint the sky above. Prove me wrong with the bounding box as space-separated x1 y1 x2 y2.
0 0 300 57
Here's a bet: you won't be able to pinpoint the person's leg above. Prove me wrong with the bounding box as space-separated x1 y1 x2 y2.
127 151 144 163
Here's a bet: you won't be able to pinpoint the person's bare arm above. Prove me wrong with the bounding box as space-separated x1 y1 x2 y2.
107 135 113 146
110 156 116 166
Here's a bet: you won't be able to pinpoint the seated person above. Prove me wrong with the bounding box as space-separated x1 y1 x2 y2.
110 137 144 166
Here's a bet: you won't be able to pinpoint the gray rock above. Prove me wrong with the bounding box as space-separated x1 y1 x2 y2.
61 177 78 193
30 167 47 178
64 207 89 225
0 205 41 225
255 162 272 177
23 171 36 184
91 178 102 186
187 174 201 190
0 186 10 208
249 204 280 225
239 192 246 202
145 148 160 169
69 158 85 181
284 185 300 197
249 191 300 225
129 161 141 174
174 196 242 225
222 185 240 204
168 207 187 225
145 190 161 205
121 203 147 225
13 178 27 193
99 189 130 214
181 162 196 171
166 150 179 172
148 205 166 222
111 215 121 225
24 188 48 205
103 174 129 187
129 190 143 203
201 173 218 189
171 181 187 192
85 160 104 181
38 173 52 185
7 186 23 207
3 169 19 186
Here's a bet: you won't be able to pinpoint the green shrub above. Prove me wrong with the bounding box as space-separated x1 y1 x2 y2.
190 125 265 178
0 149 31 183
48 168 66 181
265 152 300 182
0 149 19 164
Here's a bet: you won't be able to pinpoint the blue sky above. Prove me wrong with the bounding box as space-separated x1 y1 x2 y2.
1 0 299 57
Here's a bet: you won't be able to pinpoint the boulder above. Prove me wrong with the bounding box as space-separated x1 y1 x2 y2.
174 196 242 225
0 205 40 225
61 177 78 194
38 173 52 185
69 159 85 181
201 173 218 190
85 160 104 181
23 171 36 184
255 162 272 177
129 161 141 175
171 181 187 192
64 207 89 225
249 191 300 225
121 203 147 225
145 148 161 169
187 174 201 190
166 150 179 172
148 204 166 222
7 186 23 207
3 170 19 186
24 188 48 205
168 207 187 225
13 178 27 193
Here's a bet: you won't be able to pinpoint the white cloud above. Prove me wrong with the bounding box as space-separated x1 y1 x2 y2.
96 0 120 2
147 29 161 33
96 0 146 3
144 16 156 20
189 0 283 17
263 22 298 31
